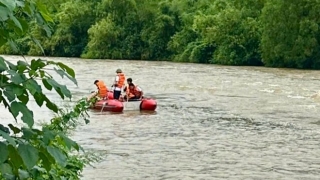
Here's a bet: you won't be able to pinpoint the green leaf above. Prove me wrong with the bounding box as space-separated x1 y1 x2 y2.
24 79 42 95
16 1 24 8
53 67 65 78
18 169 30 179
43 129 55 145
18 143 39 170
12 85 24 96
39 70 45 77
53 67 78 86
2 97 10 109
5 60 17 70
8 144 23 173
0 124 9 133
0 74 9 84
57 62 75 78
31 37 45 55
59 134 79 151
17 18 29 33
17 60 29 73
1 0 16 11
0 6 10 21
22 1 32 16
36 1 53 22
0 130 16 145
40 12 53 23
42 79 52 90
0 36 6 47
30 59 46 70
42 24 52 37
33 92 44 106
0 28 9 39
28 69 36 77
4 89 16 102
17 93 29 104
0 163 13 177
46 79 71 99
60 85 71 99
0 56 8 72
10 101 34 127
0 142 8 163
47 146 67 167
10 101 20 117
44 98 58 113
8 124 20 134
39 152 51 172
45 78 60 88
7 70 27 84
8 40 18 53
85 118 90 124
32 166 46 174
21 128 36 140
17 60 29 67
35 12 44 25
9 13 22 30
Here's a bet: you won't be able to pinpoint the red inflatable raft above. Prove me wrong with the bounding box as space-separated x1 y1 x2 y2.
92 99 124 112
104 91 157 111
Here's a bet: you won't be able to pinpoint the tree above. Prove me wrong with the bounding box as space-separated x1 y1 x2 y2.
260 0 320 69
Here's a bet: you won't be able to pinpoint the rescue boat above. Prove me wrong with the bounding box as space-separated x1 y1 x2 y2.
91 91 157 112
91 99 124 112
108 91 157 111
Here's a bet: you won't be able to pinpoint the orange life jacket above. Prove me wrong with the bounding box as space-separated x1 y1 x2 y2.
96 80 108 98
116 73 125 88
126 85 142 97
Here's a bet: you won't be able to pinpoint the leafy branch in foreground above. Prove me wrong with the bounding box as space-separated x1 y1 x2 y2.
0 0 96 179
0 57 95 179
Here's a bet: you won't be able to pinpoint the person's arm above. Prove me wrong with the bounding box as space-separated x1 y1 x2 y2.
136 86 142 91
114 75 119 86
136 86 143 99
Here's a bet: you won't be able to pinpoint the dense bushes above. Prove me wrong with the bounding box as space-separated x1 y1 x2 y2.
2 0 320 69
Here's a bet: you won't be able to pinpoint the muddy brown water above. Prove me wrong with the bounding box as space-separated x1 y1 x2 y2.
1 55 320 180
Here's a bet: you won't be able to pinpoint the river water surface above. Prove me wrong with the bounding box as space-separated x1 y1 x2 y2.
1 55 320 180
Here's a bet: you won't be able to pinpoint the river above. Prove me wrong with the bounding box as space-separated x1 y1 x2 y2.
1 55 320 179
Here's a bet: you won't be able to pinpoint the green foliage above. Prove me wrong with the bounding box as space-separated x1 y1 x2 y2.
0 0 95 179
0 56 94 179
39 0 98 57
260 0 320 68
203 0 263 65
0 57 93 179
84 16 122 59
2 0 320 69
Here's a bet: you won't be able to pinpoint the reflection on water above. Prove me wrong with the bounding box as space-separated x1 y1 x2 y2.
1 55 320 179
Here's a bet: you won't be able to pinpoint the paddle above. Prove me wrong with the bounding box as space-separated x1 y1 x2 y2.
101 101 107 112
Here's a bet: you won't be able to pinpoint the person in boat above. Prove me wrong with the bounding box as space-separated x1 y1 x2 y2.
124 83 144 101
87 80 108 101
112 68 126 100
123 78 142 92
123 78 132 92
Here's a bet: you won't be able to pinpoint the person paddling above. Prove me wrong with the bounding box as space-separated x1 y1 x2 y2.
112 69 126 100
87 80 108 101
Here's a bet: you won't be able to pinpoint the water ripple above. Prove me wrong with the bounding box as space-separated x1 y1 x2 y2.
1 55 320 180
